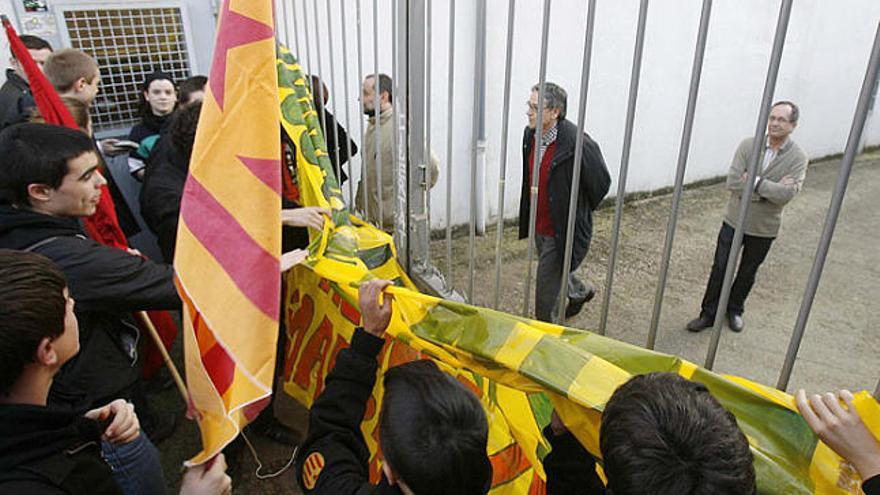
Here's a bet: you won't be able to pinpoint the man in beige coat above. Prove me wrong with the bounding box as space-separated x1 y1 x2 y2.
687 101 808 333
356 74 438 231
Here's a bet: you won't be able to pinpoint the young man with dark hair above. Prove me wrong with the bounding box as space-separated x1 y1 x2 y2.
543 372 756 494
0 123 180 493
0 249 231 495
296 280 492 495
0 34 52 129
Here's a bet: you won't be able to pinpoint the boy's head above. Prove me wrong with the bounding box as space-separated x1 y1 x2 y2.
0 250 78 398
179 75 207 107
0 123 104 217
9 34 53 81
43 48 100 105
600 372 756 495
379 360 492 495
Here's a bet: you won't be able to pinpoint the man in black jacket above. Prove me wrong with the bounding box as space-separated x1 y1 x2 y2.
0 249 231 495
519 82 610 323
0 34 52 130
0 123 180 493
295 280 492 495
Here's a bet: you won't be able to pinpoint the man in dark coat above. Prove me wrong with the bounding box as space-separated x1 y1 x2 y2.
519 82 610 323
0 34 52 130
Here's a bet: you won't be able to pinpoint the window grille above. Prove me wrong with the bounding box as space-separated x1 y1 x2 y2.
58 5 194 133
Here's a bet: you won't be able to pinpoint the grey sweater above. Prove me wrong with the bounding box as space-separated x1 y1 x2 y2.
723 137 808 238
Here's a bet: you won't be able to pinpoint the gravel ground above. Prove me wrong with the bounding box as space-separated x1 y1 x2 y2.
153 151 880 494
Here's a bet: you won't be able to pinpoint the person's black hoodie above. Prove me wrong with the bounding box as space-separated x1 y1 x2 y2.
0 404 122 494
0 205 179 410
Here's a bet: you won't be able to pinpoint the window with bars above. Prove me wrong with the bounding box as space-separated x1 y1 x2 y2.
60 6 193 132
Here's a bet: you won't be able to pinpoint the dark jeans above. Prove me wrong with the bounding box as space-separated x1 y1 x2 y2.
700 222 774 318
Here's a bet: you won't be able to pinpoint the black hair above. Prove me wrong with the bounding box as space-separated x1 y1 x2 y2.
600 373 756 495
11 34 52 58
169 101 202 162
366 73 393 104
0 250 67 396
0 123 96 207
179 75 207 106
773 100 800 123
138 70 177 119
379 360 491 495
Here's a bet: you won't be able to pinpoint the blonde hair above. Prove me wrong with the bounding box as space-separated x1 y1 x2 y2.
44 49 99 93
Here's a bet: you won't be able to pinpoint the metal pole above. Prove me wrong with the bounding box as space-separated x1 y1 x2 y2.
311 0 330 152
290 0 304 69
407 0 431 276
356 0 369 221
277 0 289 47
521 0 552 317
597 0 648 335
444 0 456 279
467 0 487 302
492 0 516 310
424 0 433 264
373 0 383 228
705 0 793 370
325 0 343 187
301 0 316 96
776 21 880 391
555 0 597 323
646 0 712 349
339 0 356 205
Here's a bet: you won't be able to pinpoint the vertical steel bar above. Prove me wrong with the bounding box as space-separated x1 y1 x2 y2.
373 0 383 227
325 0 343 187
424 0 433 264
356 0 369 221
705 0 793 370
467 0 487 302
277 0 289 47
339 0 356 205
776 21 880 391
311 0 330 146
291 0 304 70
646 0 712 349
597 0 649 334
391 0 400 247
492 0 516 309
521 0 553 317
301 1 315 94
444 0 456 279
555 0 597 323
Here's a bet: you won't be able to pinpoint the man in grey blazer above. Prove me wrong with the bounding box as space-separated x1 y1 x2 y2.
687 101 808 333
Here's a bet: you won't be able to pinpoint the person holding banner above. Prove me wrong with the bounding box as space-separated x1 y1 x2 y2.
0 123 180 494
0 249 232 495
296 280 492 495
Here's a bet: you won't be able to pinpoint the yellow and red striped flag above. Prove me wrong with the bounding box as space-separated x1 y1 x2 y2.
174 0 280 464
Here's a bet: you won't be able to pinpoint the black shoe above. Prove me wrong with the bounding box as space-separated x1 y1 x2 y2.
249 416 298 447
565 287 596 319
728 313 744 333
686 314 714 333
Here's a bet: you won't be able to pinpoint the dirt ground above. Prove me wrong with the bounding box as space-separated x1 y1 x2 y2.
154 151 879 494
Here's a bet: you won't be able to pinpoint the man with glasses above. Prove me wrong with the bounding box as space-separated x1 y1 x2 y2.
687 101 808 334
519 82 610 323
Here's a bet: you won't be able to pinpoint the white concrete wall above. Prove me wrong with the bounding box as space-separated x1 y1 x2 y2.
293 0 880 229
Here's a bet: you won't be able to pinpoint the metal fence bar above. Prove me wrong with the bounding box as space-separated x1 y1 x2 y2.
555 0 597 323
467 0 488 302
311 0 329 146
705 0 793 370
325 0 344 187
776 21 880 391
646 0 712 349
373 0 383 227
290 0 304 74
444 0 456 279
492 0 516 310
597 0 649 335
424 0 433 263
356 0 369 221
301 0 315 97
277 0 289 48
339 0 356 205
521 0 553 317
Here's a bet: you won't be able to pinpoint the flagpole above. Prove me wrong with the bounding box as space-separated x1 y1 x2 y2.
136 311 189 404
